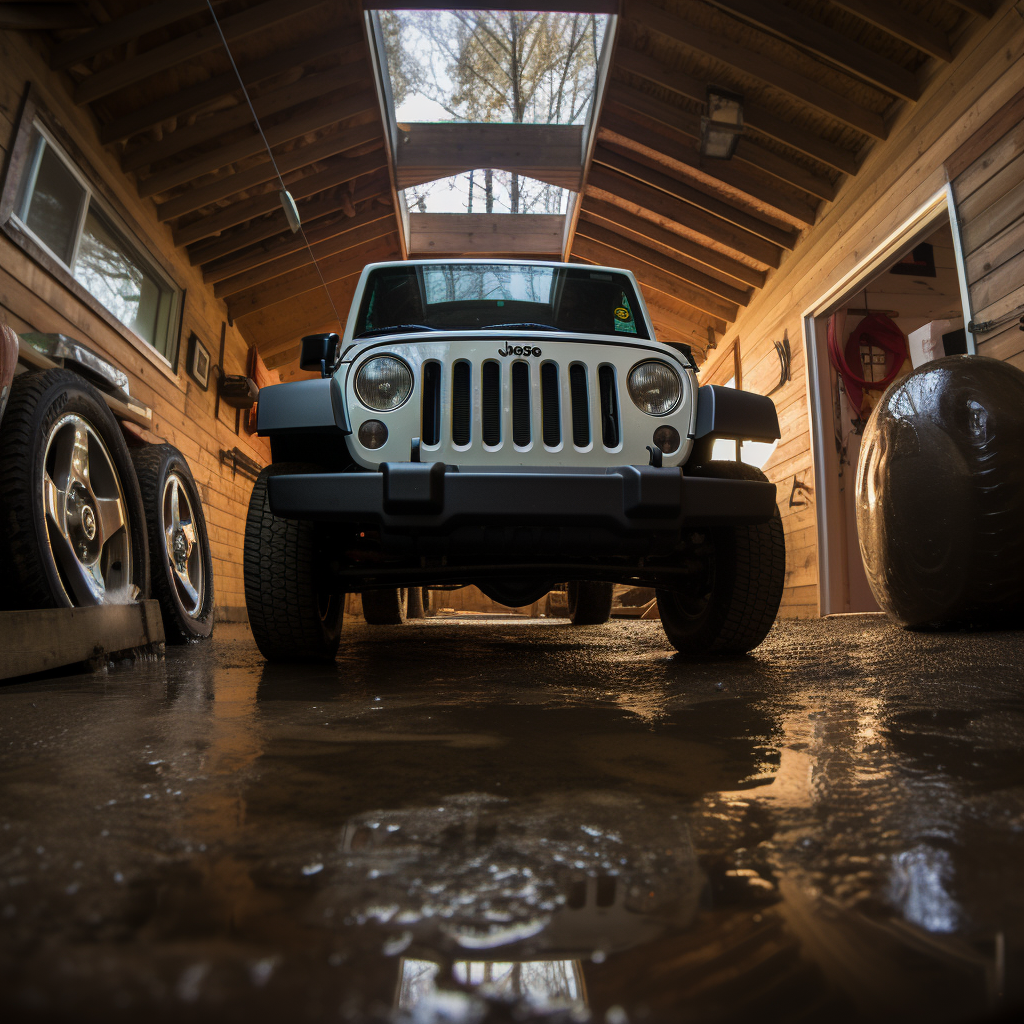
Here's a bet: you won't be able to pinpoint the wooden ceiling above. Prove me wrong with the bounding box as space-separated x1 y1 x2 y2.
17 0 993 371
568 0 990 357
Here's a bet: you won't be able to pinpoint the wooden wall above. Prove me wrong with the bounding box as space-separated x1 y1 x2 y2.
949 88 1024 369
697 0 1024 618
0 29 268 621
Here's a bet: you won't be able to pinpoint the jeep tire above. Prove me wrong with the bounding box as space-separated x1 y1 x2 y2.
656 461 785 657
244 465 343 662
361 588 408 624
567 581 614 625
0 368 149 609
130 443 214 644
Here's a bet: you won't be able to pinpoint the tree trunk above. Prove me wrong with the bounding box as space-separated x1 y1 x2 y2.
484 169 493 214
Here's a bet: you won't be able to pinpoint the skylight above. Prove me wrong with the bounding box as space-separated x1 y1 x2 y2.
380 8 608 126
403 169 570 215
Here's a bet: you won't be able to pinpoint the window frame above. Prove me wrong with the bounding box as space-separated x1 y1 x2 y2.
1 86 186 379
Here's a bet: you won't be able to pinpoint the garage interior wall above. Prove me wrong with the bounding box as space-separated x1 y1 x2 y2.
698 0 1024 619
0 30 268 622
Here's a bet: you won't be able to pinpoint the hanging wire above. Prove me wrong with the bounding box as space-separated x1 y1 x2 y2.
203 0 344 330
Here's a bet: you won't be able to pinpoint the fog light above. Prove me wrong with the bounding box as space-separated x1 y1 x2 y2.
358 419 388 449
653 425 680 453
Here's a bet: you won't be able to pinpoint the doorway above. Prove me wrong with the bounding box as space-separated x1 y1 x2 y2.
803 189 975 615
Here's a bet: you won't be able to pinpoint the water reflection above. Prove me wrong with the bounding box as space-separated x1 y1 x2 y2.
2 621 1024 1021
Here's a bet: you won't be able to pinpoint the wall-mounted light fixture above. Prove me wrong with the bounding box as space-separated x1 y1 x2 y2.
700 86 744 160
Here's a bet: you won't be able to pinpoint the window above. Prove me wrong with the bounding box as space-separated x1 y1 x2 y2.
13 125 181 365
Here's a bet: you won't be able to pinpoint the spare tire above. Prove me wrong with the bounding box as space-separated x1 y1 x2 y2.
130 444 215 643
856 355 1024 628
0 368 149 609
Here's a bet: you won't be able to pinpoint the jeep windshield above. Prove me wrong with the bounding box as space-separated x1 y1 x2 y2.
354 264 650 340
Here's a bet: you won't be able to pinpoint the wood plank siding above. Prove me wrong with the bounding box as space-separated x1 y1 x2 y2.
0 29 269 620
693 0 1024 617
949 88 1024 369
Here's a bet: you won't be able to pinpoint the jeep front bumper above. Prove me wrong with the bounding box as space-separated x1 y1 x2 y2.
267 463 777 534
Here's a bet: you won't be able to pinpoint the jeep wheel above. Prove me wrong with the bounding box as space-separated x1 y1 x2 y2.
656 461 785 657
362 588 408 625
130 444 214 644
0 369 149 609
244 466 343 662
567 581 614 625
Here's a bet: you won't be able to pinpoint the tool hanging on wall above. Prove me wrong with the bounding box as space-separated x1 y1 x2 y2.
766 330 792 397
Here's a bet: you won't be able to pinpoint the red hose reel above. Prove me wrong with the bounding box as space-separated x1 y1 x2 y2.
827 312 910 412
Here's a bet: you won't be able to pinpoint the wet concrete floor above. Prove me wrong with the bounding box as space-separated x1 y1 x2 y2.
2 614 1024 1023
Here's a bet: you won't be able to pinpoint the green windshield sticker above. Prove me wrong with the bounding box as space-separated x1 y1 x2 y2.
613 293 637 334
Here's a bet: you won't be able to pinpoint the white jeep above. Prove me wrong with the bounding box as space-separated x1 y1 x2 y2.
244 260 784 662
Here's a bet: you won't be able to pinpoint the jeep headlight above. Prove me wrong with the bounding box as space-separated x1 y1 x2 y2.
355 355 413 411
627 361 681 416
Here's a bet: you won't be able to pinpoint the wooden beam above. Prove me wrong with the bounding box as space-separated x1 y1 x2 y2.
594 146 799 250
215 218 397 299
629 0 888 139
944 0 992 15
615 44 859 176
204 204 394 284
406 213 565 255
829 0 952 62
579 198 766 289
73 0 325 106
597 112 818 227
227 237 401 319
98 35 358 145
173 153 388 247
187 177 389 264
0 3 90 29
705 0 919 100
575 217 752 307
395 123 584 191
606 83 837 202
572 236 731 333
123 64 365 173
139 89 378 199
50 0 208 69
586 164 782 268
156 122 381 223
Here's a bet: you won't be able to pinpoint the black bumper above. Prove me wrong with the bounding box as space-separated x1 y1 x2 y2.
267 463 777 533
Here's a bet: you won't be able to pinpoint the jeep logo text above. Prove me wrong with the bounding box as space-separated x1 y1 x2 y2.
497 344 542 357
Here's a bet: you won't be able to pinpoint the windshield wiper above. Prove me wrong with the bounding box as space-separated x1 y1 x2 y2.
356 324 440 338
480 323 560 332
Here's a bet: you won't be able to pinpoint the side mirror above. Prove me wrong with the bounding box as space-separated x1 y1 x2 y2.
299 333 339 375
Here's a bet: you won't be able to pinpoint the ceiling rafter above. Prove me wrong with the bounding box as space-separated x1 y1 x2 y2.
579 198 766 289
173 152 388 247
615 44 858 175
215 218 397 299
188 177 390 266
604 84 836 202
157 122 381 223
97 35 360 145
72 0 325 106
228 237 401 320
828 0 952 62
597 113 817 228
704 0 920 100
629 0 887 139
203 204 394 284
49 0 209 70
574 218 751 307
586 164 782 268
138 88 378 199
593 147 799 251
122 64 366 173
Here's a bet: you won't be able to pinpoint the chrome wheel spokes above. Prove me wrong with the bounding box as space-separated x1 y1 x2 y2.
42 414 132 605
163 472 204 617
